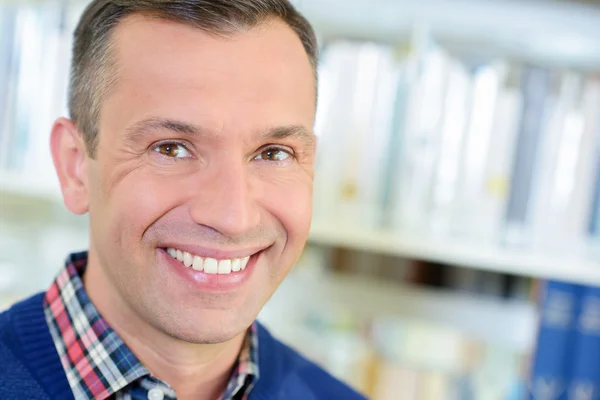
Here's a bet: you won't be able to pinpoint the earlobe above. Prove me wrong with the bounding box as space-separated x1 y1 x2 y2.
50 117 90 215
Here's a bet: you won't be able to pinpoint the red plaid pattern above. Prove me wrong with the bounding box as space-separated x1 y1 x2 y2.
43 252 259 400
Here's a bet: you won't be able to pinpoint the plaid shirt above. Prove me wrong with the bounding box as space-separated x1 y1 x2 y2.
43 252 259 400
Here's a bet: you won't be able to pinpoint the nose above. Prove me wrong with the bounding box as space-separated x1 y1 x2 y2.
188 160 261 238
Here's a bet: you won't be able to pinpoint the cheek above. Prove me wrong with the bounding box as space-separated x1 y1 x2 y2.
98 169 184 250
259 172 313 247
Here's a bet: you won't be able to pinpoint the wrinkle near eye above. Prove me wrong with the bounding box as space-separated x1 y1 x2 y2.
100 156 146 197
93 140 152 195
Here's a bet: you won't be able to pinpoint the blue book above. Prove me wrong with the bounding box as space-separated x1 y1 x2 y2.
529 281 583 400
566 286 600 400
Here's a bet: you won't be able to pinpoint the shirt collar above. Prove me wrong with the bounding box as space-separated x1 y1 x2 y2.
43 251 259 400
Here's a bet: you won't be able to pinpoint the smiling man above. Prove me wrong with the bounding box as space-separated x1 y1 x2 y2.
0 1 365 399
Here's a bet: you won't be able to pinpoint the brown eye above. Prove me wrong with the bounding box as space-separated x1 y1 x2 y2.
154 143 190 158
256 148 292 162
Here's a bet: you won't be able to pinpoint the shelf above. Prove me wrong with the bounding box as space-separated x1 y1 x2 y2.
293 0 600 68
309 221 600 286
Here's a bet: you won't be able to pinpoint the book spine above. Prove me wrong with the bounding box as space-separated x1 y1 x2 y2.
589 158 600 237
505 67 552 247
427 58 472 235
567 286 600 400
390 45 451 233
0 4 17 154
529 281 583 400
564 79 600 247
450 62 506 241
339 43 399 229
312 42 355 223
312 41 401 228
464 68 523 244
527 72 580 249
380 52 412 230
587 78 600 238
527 74 600 251
0 4 23 171
24 2 64 178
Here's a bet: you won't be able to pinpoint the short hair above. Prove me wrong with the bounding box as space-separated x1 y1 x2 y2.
69 0 319 156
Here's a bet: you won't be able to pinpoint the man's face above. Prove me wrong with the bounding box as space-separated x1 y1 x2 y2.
84 16 316 343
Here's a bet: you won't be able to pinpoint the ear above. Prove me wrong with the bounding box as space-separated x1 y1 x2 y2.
50 118 90 215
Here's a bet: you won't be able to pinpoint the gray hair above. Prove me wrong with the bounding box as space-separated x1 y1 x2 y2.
69 0 319 156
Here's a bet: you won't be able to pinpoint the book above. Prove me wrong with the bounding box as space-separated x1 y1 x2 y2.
454 66 523 243
0 4 21 171
449 61 507 241
0 1 76 179
372 362 420 400
389 44 452 233
7 4 46 173
505 67 552 247
586 77 600 240
528 74 600 252
0 4 17 156
563 79 600 249
529 281 583 400
313 41 401 228
427 58 472 235
23 1 67 179
380 43 416 230
567 285 600 400
589 157 600 237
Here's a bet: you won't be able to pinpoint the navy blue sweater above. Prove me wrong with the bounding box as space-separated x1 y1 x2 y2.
0 293 367 400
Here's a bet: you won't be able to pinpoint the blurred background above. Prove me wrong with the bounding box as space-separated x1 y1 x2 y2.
2 0 600 398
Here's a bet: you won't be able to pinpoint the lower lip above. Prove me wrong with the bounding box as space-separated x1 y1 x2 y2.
158 248 259 292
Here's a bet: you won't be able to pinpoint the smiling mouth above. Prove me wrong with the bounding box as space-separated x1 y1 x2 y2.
164 247 253 275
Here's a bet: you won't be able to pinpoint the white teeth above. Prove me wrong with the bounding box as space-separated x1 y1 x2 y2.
166 248 253 274
192 256 204 271
183 252 193 268
241 256 250 270
218 259 232 274
204 258 218 274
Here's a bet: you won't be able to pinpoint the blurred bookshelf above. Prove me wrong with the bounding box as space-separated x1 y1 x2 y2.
258 253 536 398
3 0 600 399
309 222 600 286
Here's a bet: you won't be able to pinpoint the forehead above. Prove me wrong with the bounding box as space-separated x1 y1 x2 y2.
100 14 316 137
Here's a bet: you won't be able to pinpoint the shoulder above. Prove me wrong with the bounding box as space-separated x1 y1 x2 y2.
0 293 43 344
0 340 50 399
0 293 45 337
0 293 53 399
255 322 367 400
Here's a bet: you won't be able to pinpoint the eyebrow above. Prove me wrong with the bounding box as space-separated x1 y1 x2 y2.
125 117 316 148
125 118 206 142
260 125 316 149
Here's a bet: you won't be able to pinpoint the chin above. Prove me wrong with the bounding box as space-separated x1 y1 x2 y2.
153 307 257 345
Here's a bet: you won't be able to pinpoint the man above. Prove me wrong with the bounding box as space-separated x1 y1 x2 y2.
0 1 366 399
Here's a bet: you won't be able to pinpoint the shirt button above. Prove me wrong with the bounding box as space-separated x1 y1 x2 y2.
148 388 165 400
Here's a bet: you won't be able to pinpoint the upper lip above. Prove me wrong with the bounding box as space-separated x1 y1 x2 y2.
160 243 270 260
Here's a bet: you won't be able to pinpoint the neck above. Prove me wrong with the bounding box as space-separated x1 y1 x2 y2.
84 251 245 400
